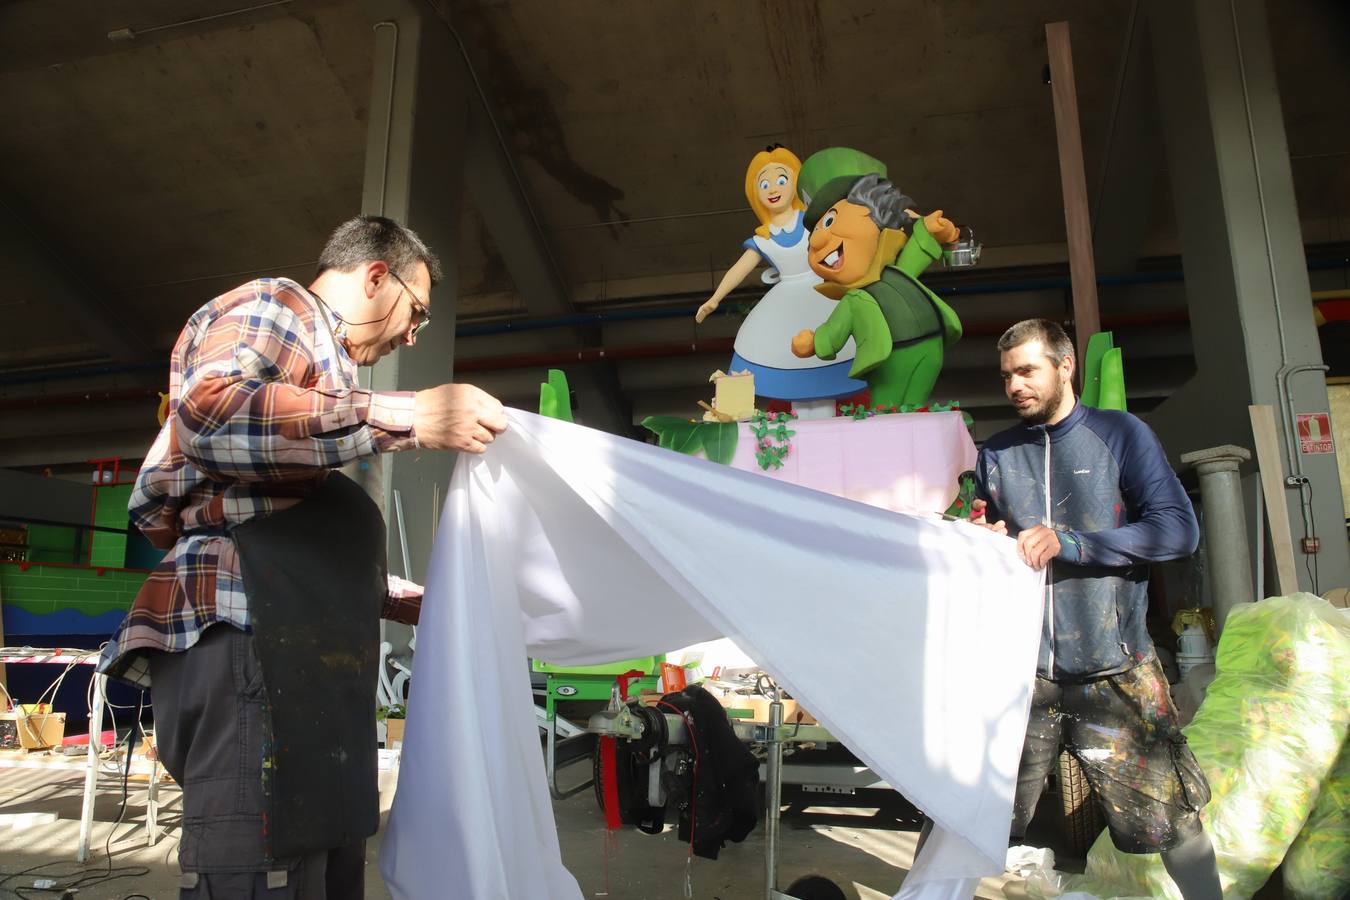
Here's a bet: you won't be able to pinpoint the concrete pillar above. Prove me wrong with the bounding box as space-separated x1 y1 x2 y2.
1144 0 1349 595
356 0 469 589
1181 445 1254 634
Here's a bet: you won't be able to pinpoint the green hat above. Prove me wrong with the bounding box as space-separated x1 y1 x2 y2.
798 147 887 208
804 175 865 230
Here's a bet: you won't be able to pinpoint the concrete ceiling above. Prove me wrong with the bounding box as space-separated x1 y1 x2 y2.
1 0 1347 467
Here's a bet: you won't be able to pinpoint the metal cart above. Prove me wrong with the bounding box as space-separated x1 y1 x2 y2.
588 689 856 900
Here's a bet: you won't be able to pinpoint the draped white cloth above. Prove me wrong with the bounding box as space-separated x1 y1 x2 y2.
380 411 1044 899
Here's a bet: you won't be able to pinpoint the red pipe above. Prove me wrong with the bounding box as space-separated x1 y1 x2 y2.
0 387 160 412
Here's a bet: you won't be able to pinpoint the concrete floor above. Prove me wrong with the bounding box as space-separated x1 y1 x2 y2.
0 751 1050 900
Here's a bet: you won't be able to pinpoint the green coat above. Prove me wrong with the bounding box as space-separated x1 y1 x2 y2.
813 217 963 378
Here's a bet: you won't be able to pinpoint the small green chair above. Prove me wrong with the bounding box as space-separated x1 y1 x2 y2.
1080 331 1127 411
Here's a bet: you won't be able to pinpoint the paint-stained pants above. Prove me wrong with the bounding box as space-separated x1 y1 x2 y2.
150 624 366 899
1010 655 1210 853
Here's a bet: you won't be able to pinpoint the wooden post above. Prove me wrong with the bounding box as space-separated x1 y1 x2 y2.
1046 21 1102 367
1249 405 1300 596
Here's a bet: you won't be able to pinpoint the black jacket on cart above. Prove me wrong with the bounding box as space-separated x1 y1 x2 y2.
659 685 759 860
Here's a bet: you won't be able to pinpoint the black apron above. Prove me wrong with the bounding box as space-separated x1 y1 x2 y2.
233 472 386 859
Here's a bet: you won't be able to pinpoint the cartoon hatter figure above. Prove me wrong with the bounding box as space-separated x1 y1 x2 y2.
790 172 963 408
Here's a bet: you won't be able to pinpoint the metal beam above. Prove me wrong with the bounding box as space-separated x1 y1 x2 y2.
464 121 573 319
1144 0 1349 593
0 197 153 361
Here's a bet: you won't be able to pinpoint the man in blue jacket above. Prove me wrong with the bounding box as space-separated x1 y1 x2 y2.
974 319 1221 899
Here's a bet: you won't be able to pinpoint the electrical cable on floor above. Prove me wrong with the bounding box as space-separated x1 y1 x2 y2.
0 693 152 900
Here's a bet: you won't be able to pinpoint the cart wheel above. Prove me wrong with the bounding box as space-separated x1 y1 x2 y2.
785 874 847 900
1056 750 1103 856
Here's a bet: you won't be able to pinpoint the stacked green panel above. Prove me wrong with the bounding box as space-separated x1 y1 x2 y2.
89 483 133 568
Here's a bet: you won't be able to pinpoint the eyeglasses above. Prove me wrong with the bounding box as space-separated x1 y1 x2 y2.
389 270 431 338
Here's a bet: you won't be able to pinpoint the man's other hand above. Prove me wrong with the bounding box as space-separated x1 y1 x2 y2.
969 499 1009 535
413 383 508 453
1016 525 1060 570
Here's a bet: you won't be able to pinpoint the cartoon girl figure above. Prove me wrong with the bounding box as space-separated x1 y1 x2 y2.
696 145 863 415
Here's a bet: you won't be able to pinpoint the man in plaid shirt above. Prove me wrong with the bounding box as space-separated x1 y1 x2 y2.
99 216 506 898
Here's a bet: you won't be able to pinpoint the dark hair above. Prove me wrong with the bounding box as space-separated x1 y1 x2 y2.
846 173 917 233
997 318 1075 365
316 216 443 286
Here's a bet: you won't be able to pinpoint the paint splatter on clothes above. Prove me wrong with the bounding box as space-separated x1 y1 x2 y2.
1011 655 1211 853
976 403 1199 679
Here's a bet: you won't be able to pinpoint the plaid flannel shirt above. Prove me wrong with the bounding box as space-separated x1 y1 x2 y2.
99 278 422 687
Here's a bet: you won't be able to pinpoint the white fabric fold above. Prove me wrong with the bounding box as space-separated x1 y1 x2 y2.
381 410 1044 899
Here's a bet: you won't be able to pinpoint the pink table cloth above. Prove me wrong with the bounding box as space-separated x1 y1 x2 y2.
726 411 976 515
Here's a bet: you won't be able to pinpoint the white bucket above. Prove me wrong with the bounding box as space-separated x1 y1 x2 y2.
1176 652 1213 679
1177 624 1211 657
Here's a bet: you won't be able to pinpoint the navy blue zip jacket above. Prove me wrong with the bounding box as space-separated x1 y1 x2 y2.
975 403 1199 681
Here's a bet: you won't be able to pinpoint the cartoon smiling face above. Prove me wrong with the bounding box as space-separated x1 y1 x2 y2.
755 163 795 211
807 200 882 285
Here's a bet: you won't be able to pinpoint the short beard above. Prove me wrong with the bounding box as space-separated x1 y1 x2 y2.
1017 377 1065 425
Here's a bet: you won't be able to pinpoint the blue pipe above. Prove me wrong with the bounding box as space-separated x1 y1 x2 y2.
0 361 166 388
5 256 1346 387
457 255 1348 337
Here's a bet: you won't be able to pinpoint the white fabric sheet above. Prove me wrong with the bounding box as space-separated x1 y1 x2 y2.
380 411 1044 899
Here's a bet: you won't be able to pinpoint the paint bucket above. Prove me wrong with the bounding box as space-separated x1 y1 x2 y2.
1176 651 1213 679
1177 622 1211 657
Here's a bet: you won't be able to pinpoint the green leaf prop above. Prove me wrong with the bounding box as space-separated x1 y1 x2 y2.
641 416 740 464
700 422 739 465
538 368 574 422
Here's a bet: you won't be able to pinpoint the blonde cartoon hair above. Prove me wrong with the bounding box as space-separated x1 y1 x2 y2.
744 145 805 238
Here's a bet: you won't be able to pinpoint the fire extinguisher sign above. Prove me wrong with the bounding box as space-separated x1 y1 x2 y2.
1296 412 1334 454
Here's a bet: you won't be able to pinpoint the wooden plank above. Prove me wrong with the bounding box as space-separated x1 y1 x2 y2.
1249 405 1300 596
1046 21 1102 364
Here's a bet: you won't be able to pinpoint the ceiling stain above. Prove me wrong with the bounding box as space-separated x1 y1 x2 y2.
449 3 627 229
759 0 827 154
469 210 511 296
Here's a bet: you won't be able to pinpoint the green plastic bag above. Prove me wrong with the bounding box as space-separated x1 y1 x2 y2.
1055 594 1350 899
1284 734 1350 899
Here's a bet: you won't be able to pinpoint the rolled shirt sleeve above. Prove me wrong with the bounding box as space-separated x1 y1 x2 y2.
175 286 417 481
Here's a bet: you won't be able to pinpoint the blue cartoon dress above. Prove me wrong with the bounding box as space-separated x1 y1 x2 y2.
728 210 864 401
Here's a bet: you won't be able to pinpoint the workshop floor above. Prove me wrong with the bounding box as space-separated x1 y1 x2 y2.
0 753 1058 900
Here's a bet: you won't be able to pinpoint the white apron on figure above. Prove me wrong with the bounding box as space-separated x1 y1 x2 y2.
729 211 866 401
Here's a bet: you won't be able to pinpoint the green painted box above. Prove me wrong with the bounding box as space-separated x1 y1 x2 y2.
531 655 663 676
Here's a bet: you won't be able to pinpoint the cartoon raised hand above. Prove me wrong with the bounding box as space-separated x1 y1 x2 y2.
924 209 960 244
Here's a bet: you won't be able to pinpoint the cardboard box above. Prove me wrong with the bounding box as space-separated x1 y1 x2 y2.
713 694 816 726
0 712 66 750
704 370 756 422
384 718 406 746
